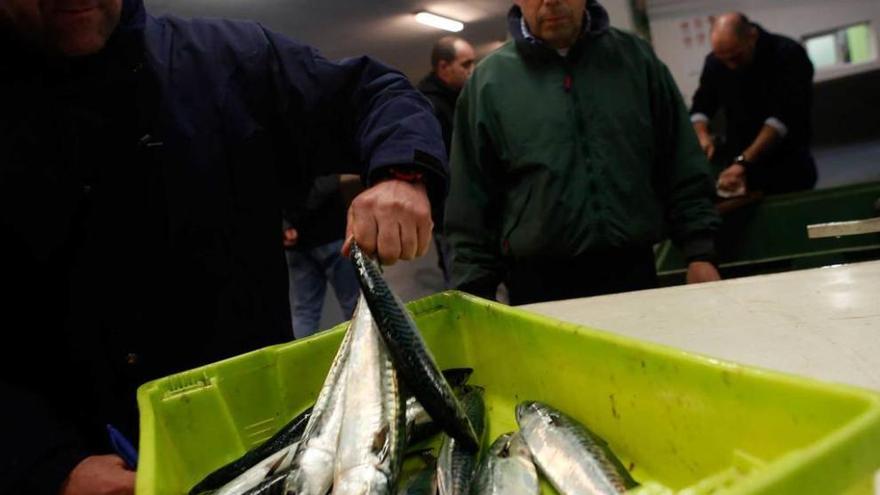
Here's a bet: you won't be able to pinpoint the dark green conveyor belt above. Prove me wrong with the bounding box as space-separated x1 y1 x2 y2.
655 181 880 285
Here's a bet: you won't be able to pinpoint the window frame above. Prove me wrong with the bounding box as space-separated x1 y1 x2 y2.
802 21 879 81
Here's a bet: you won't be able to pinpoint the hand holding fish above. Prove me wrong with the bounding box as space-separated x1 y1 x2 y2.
59 455 135 495
342 178 433 265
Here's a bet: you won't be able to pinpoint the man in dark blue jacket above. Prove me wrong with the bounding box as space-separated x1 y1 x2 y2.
0 0 447 493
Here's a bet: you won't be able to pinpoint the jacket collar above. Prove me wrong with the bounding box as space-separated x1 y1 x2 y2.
751 24 771 66
507 1 610 62
419 72 460 99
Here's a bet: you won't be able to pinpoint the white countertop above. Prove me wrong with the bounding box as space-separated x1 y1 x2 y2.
523 261 880 391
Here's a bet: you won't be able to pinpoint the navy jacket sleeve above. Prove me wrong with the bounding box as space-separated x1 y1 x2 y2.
0 381 88 495
258 27 449 203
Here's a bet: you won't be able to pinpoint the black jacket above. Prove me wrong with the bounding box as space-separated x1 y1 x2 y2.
417 72 460 226
417 72 460 153
691 25 817 193
0 1 446 493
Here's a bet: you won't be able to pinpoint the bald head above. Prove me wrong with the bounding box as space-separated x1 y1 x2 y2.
711 12 758 70
431 36 475 90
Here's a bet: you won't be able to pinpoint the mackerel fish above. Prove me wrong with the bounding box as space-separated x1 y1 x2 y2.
332 295 405 494
437 386 486 495
350 242 478 451
516 401 637 495
470 432 538 495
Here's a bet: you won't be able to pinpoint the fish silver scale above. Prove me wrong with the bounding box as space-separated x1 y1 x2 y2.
212 442 298 495
333 295 405 495
516 402 630 495
470 432 539 495
284 303 359 495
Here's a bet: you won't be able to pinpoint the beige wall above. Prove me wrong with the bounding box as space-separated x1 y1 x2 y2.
647 0 880 103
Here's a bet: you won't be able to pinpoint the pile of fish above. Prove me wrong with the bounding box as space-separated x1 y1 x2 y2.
189 243 638 495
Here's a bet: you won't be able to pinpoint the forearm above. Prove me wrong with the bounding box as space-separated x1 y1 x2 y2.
445 175 504 298
658 64 720 244
692 120 711 141
448 249 504 300
262 29 448 202
717 124 782 195
742 124 781 163
445 212 504 297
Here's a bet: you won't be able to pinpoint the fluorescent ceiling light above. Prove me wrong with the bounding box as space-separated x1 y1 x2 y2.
415 12 464 32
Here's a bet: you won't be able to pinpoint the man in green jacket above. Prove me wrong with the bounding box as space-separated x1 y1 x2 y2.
446 0 722 304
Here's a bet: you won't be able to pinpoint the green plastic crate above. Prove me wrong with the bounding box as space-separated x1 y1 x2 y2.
137 292 880 494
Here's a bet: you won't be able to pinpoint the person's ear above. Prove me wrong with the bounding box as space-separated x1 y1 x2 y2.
748 26 759 44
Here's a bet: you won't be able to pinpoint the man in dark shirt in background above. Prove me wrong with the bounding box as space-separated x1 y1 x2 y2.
691 12 817 197
418 36 476 154
283 174 362 339
417 36 475 285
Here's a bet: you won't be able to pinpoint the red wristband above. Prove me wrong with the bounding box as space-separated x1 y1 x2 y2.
385 167 424 183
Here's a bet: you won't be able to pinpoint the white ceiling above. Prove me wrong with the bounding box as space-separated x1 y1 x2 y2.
144 0 512 81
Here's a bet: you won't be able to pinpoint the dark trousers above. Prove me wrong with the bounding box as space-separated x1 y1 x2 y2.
505 247 658 306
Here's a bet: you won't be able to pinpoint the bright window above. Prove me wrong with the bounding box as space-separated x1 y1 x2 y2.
805 34 837 68
803 22 876 70
846 24 872 63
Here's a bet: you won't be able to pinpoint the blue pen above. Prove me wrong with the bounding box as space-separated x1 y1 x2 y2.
107 424 139 470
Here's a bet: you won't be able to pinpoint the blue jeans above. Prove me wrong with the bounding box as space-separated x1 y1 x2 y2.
287 239 360 339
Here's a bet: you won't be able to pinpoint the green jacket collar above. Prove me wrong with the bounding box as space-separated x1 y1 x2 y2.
507 1 610 63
